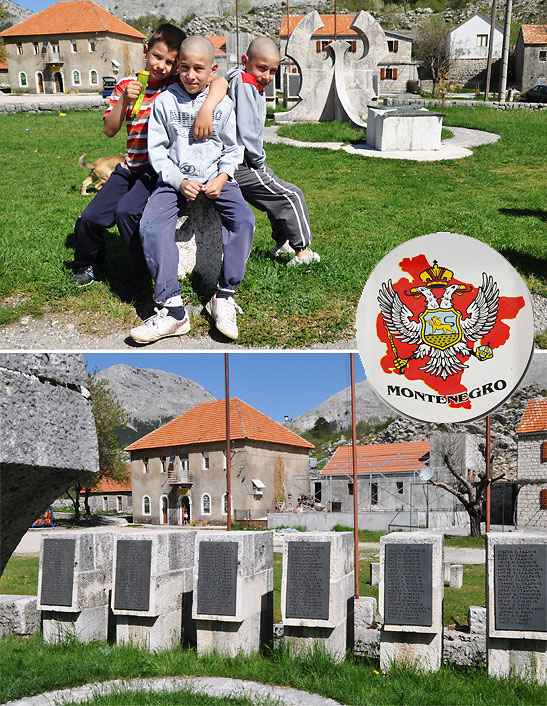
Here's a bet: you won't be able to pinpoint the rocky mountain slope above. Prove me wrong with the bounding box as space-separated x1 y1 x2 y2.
1 0 32 29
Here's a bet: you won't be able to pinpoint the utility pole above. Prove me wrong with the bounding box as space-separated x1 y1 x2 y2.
498 0 513 102
350 354 359 597
225 353 232 531
486 414 491 532
484 0 498 101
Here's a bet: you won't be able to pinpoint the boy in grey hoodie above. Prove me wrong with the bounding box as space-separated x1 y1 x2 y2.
227 37 319 266
130 36 255 343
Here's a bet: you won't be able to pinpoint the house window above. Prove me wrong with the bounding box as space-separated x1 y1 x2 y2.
72 70 81 86
161 456 167 472
180 453 189 470
116 496 123 512
90 70 98 85
252 478 265 496
222 493 228 515
19 72 27 87
540 50 547 62
143 495 151 515
542 441 547 462
33 42 39 54
476 34 488 47
387 40 399 53
89 39 96 53
202 451 209 470
102 496 108 511
348 482 354 496
143 457 149 473
380 68 398 80
347 40 357 53
16 43 23 55
371 482 378 505
223 451 227 470
202 493 211 515
396 481 404 495
540 489 547 510
160 495 168 524
51 42 59 55
71 40 77 53
316 39 332 52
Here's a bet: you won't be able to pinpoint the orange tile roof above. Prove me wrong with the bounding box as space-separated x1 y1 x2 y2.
90 475 132 493
280 14 358 38
125 398 314 452
321 441 430 476
1 1 145 39
207 35 226 57
0 61 7 71
521 25 547 45
516 398 547 434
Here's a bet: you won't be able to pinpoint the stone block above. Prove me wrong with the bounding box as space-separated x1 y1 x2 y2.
379 532 444 672
42 605 109 643
370 562 380 586
355 596 377 627
175 196 224 293
193 531 273 657
444 561 451 583
0 595 40 637
450 564 463 589
468 605 486 634
486 533 547 683
281 532 354 662
366 106 443 151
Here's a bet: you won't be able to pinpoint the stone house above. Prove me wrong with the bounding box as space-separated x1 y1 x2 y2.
447 12 503 88
279 14 416 96
0 0 145 95
86 470 132 513
516 398 547 528
126 398 314 526
514 25 547 92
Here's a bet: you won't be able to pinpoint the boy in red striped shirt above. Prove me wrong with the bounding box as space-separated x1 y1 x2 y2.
70 23 227 301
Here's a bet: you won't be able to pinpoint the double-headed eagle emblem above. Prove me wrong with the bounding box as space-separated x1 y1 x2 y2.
378 261 499 380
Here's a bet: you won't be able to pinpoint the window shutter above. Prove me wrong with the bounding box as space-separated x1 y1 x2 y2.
541 489 547 510
394 40 399 52
352 40 357 52
542 441 547 462
316 40 321 52
380 68 386 80
393 68 398 80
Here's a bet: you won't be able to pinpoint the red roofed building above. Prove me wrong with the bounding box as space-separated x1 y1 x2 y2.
516 398 547 528
86 469 132 513
514 25 547 92
1 1 145 94
126 398 314 526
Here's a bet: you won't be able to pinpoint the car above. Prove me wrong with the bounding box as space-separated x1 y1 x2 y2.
525 84 547 103
102 76 117 98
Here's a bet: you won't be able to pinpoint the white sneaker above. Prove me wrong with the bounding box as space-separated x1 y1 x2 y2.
129 307 190 343
205 295 242 340
287 248 321 267
271 242 295 258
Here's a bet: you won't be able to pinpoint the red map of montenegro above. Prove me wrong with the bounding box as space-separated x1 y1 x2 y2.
375 254 526 409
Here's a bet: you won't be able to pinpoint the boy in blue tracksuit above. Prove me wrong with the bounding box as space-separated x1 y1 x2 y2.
227 37 319 266
130 36 255 343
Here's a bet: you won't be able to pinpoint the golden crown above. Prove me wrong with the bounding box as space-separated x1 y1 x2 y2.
419 260 453 288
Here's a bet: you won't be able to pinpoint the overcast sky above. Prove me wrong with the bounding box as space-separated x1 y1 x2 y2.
83 352 366 423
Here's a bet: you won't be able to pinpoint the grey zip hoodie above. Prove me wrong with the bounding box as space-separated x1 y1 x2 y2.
226 66 267 169
147 81 243 190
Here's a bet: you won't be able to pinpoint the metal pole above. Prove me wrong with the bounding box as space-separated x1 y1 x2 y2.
286 0 291 73
485 415 491 532
484 0 498 101
350 353 359 597
498 0 512 101
235 0 239 66
334 0 337 40
225 353 232 531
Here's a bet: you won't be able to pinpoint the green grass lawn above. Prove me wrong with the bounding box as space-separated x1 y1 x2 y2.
0 555 39 595
0 107 545 347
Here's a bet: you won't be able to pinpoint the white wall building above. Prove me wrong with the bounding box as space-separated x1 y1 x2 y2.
447 12 503 88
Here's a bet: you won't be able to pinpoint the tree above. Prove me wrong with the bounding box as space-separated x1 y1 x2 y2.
66 371 129 519
413 16 451 94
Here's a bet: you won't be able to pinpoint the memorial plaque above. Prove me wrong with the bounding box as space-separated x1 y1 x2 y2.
40 538 75 607
114 540 152 612
197 542 238 616
494 544 547 632
285 541 330 620
384 543 432 626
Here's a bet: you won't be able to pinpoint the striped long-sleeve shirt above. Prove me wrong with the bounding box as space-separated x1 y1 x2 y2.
103 74 177 171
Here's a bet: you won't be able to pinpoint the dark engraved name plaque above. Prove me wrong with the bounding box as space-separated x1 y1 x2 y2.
40 538 75 607
384 543 433 626
285 541 330 620
494 544 547 632
114 540 152 612
197 541 238 616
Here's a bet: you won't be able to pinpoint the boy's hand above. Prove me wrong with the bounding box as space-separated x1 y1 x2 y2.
179 179 202 201
202 173 228 200
123 80 144 104
193 105 214 141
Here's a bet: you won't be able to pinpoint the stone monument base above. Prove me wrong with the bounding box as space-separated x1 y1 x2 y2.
196 613 263 657
488 637 547 684
366 106 443 151
284 622 349 662
115 610 182 651
42 605 109 643
380 630 442 672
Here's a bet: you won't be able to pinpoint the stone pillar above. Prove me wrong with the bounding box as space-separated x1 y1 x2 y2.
487 533 547 683
379 532 444 672
281 532 354 662
370 562 380 586
444 561 451 583
112 530 195 651
0 353 98 573
38 531 114 643
450 564 463 588
192 531 273 657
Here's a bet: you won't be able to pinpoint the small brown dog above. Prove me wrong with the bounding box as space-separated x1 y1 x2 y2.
78 153 125 195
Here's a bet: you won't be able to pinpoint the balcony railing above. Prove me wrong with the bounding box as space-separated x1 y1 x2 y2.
42 52 64 65
167 468 194 485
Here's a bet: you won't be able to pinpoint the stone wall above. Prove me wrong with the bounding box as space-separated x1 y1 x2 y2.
0 354 98 573
517 432 547 528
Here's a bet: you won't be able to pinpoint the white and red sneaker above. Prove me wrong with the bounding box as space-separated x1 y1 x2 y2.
129 307 190 343
205 295 242 340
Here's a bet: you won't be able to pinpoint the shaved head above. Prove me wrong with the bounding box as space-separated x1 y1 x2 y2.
180 35 215 65
246 37 280 61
